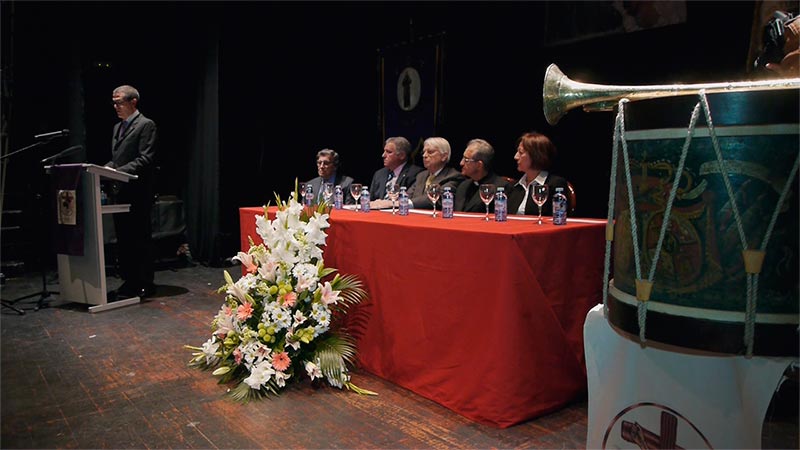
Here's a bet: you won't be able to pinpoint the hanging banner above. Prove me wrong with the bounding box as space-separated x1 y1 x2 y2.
51 164 84 256
379 33 444 158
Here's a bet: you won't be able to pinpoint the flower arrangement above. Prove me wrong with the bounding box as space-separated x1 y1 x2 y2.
186 190 373 400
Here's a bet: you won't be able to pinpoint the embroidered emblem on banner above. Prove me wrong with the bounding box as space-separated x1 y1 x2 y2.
396 67 421 111
602 402 711 449
57 189 77 225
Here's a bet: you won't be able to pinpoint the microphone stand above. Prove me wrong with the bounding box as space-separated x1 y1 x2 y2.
0 140 46 161
1 141 68 315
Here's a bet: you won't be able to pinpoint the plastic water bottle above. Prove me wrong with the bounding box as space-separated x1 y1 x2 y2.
441 187 454 219
360 186 370 213
494 187 507 222
398 186 409 216
100 188 109 205
304 184 314 206
334 185 343 210
553 187 567 225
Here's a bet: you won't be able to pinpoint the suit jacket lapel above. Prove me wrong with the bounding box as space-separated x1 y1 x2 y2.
113 113 141 150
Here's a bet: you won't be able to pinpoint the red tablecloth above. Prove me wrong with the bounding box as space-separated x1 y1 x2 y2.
239 207 606 427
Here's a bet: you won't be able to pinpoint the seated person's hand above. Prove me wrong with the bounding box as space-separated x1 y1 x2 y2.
766 50 799 76
369 199 393 210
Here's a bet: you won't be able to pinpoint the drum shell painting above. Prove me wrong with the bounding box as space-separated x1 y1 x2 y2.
608 90 799 356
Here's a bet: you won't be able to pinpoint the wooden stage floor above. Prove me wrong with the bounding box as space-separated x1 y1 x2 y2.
1 264 796 449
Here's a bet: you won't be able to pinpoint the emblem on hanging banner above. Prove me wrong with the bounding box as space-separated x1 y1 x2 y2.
57 189 77 225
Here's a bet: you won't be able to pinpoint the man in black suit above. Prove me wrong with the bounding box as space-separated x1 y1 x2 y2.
454 139 511 213
368 136 423 202
106 85 157 299
305 148 355 204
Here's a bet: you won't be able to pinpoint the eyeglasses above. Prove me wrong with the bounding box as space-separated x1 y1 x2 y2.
462 157 479 164
111 99 129 106
316 161 333 166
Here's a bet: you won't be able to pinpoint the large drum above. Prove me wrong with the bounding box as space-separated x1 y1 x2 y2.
607 89 799 356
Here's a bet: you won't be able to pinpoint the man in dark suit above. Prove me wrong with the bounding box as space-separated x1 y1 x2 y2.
454 139 511 213
106 85 157 300
368 136 423 202
305 148 355 204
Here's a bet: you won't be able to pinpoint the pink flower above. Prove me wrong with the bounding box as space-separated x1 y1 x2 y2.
233 252 258 274
281 291 298 308
319 281 340 305
272 351 291 372
233 348 243 365
236 302 254 321
223 305 234 317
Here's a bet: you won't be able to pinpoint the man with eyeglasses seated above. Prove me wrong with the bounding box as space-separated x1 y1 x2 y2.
371 137 464 210
305 148 355 204
368 136 423 204
454 139 512 213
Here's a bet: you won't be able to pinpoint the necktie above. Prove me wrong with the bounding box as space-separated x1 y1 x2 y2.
425 173 435 189
117 121 128 139
384 172 394 199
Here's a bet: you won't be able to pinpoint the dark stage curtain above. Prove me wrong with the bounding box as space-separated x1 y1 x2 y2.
185 30 220 263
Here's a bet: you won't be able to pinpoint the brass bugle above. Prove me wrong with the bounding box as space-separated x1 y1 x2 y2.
543 63 800 125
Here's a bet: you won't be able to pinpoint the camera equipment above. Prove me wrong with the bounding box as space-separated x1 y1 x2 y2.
754 11 796 70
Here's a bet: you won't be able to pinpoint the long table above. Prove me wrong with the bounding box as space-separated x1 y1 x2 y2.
239 207 606 427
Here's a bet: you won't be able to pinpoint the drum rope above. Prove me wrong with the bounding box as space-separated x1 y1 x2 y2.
699 91 755 354
602 100 625 315
700 92 748 247
615 101 651 342
744 150 800 356
647 102 701 284
698 92 800 357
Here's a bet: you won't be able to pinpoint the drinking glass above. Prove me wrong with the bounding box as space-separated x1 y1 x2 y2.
298 182 306 202
531 183 549 225
322 182 334 205
350 183 363 211
386 183 399 215
479 184 496 221
426 183 442 218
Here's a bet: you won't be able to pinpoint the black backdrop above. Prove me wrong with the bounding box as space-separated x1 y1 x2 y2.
2 1 761 264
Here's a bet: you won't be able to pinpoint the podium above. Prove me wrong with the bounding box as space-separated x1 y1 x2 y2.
46 163 139 312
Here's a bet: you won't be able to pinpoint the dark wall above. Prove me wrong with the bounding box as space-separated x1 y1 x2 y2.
3 1 761 262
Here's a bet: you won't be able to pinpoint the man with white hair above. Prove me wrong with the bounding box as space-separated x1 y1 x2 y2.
405 137 464 209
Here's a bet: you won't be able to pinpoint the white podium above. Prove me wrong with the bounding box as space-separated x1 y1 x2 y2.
47 163 139 312
584 304 795 449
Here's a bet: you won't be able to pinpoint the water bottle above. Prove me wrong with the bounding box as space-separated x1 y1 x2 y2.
441 187 454 219
360 186 370 213
334 185 343 210
552 187 567 225
100 188 109 205
304 184 314 206
398 186 409 216
494 187 507 222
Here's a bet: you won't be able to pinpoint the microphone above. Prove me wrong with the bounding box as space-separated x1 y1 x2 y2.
34 129 70 141
41 145 83 164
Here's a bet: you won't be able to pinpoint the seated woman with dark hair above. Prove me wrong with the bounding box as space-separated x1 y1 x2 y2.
507 132 570 216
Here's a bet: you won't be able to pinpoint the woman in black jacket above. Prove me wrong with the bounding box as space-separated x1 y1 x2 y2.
507 132 570 217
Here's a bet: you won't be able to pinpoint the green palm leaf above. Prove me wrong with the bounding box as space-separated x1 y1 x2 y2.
331 274 368 312
315 333 358 375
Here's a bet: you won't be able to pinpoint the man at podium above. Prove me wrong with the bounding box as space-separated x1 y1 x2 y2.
105 85 157 300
